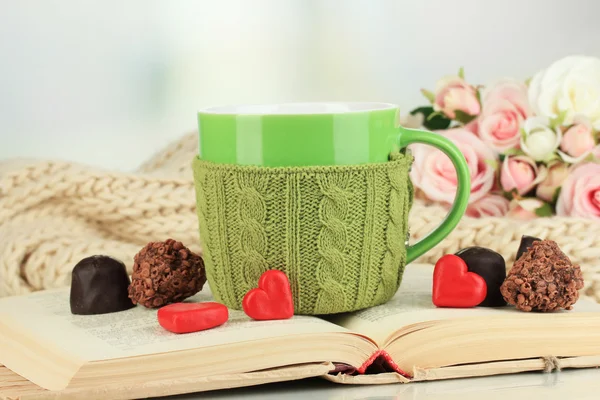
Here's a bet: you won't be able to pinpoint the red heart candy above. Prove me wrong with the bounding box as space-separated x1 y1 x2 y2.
157 302 229 334
432 254 487 308
242 270 294 320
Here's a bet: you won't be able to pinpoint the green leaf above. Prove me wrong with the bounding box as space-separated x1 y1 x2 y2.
409 106 431 116
420 89 436 104
579 152 598 164
502 147 524 157
484 158 498 170
475 87 482 106
453 109 477 125
458 66 465 79
534 202 554 217
551 186 562 205
502 188 519 200
524 76 532 86
550 110 568 128
520 127 527 141
545 159 562 168
409 106 451 130
424 116 452 130
426 111 446 121
543 152 561 164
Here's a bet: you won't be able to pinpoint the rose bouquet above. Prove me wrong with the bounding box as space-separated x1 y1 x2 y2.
403 55 600 220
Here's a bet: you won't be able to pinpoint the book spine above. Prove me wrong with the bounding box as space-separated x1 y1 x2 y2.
357 350 410 378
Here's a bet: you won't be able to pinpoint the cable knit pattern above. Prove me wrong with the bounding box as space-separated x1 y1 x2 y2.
192 154 414 314
373 162 409 305
1 132 599 309
237 174 269 292
193 161 235 306
314 174 350 313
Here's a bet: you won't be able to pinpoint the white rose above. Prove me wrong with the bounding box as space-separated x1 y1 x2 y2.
520 116 561 161
528 55 600 130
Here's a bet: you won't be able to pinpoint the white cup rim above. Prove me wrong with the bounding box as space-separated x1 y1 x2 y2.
198 102 398 116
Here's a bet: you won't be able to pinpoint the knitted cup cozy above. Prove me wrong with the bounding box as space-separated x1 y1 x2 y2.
192 151 415 315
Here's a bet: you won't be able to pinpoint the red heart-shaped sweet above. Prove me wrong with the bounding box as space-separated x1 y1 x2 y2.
432 254 487 308
157 302 229 334
242 270 294 320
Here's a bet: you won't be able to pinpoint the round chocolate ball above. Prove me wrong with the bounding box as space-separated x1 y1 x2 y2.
501 240 584 312
128 239 206 308
455 246 507 307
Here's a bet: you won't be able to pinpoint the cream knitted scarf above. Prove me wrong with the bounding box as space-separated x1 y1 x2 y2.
1 132 599 302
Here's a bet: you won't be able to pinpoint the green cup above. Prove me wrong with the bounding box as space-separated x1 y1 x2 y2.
194 102 470 314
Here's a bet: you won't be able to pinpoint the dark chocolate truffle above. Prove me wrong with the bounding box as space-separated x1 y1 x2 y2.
500 240 584 312
516 235 542 261
128 239 206 308
455 246 507 307
70 255 135 315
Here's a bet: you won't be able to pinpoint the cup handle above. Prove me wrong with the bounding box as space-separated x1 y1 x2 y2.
397 126 471 264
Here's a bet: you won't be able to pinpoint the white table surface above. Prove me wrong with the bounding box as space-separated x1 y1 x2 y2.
164 368 600 400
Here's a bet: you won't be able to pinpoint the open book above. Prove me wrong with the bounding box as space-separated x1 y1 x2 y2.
2 264 600 399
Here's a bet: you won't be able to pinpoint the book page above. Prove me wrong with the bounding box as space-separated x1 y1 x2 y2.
329 263 600 345
0 286 348 362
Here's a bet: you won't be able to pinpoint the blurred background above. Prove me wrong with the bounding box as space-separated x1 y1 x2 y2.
1 0 599 171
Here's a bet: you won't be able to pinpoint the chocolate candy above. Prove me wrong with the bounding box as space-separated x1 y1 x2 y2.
70 255 135 315
516 235 542 261
128 239 206 308
501 240 584 312
455 246 507 307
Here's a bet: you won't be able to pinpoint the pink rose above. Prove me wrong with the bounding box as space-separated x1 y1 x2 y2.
500 155 545 195
558 115 596 162
536 163 570 202
466 194 510 218
409 128 496 204
464 118 479 135
434 76 481 119
507 198 545 220
478 79 532 152
556 162 600 219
